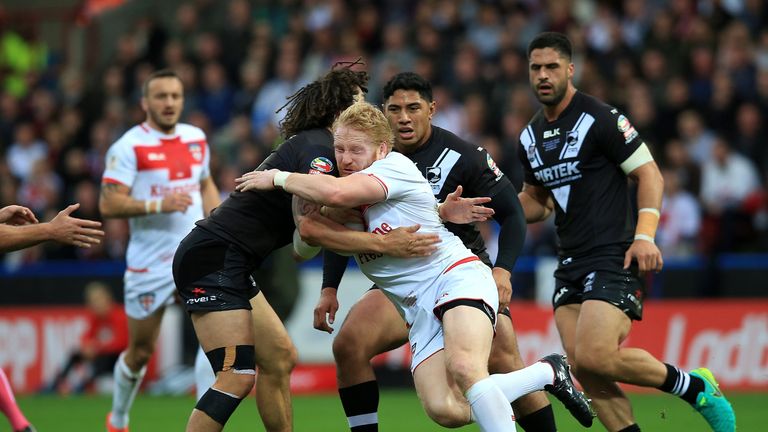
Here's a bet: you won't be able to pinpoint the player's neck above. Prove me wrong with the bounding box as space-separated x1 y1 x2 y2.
145 120 177 136
542 86 576 122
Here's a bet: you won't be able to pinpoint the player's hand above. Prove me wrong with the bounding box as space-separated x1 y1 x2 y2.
0 205 38 225
381 224 440 257
438 185 494 224
492 267 512 311
235 169 278 192
48 204 105 248
313 287 340 334
160 193 194 213
624 239 664 274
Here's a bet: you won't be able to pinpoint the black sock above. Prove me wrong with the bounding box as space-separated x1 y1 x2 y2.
618 425 641 432
516 404 556 432
338 381 379 431
657 363 704 405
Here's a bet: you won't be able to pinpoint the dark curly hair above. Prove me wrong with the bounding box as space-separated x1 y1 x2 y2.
277 60 369 138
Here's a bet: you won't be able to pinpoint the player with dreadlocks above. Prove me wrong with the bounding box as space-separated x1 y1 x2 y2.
172 63 445 432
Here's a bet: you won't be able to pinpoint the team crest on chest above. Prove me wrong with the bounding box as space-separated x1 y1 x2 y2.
187 142 203 161
426 167 441 183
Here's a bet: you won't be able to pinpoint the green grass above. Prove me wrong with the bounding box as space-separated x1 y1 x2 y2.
14 390 764 431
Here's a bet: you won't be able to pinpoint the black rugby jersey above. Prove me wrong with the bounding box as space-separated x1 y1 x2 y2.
518 91 643 257
406 126 512 266
197 128 337 259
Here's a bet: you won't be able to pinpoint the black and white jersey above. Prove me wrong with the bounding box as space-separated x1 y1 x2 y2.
405 126 512 266
518 91 644 257
197 128 337 259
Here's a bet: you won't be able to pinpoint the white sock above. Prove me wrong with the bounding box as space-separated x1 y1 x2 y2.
194 346 216 401
488 361 554 402
465 377 516 432
109 352 146 428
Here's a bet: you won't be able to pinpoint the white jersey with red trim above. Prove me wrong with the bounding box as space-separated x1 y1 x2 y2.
353 151 476 293
102 122 210 273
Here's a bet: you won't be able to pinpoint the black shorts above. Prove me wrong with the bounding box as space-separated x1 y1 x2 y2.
552 252 645 320
173 227 261 313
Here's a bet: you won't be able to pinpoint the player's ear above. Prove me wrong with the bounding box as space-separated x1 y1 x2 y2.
140 97 149 112
428 100 436 119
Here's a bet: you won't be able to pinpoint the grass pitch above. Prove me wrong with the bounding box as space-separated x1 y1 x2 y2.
15 390 763 431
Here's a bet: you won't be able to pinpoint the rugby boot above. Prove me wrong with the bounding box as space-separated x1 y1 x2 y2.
690 368 736 432
540 353 595 427
106 413 128 432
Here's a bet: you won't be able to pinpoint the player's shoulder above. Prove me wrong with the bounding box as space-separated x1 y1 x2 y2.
432 126 475 153
577 91 621 119
175 123 207 141
109 124 148 150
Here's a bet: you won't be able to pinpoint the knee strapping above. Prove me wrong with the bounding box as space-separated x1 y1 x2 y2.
195 387 243 425
205 345 256 374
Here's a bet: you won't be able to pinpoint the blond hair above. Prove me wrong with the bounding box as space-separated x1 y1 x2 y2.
332 102 394 149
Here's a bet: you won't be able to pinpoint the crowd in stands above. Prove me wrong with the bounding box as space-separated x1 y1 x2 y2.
0 0 766 265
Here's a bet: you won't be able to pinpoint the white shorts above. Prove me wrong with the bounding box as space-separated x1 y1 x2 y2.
384 259 499 373
123 268 176 319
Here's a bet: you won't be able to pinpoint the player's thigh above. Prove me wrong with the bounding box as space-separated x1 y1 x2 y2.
576 299 632 356
553 303 580 360
488 313 526 373
336 288 408 357
249 291 296 364
126 307 166 349
192 309 255 351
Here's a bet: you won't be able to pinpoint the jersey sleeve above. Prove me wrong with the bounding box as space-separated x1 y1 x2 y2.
595 105 645 166
102 140 137 187
459 145 511 198
360 154 414 200
200 136 212 180
262 134 338 176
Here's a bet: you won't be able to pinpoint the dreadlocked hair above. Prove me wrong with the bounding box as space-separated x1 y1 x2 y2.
277 59 369 138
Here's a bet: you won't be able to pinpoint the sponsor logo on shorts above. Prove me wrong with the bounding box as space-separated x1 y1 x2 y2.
310 157 334 173
561 257 573 265
186 295 218 304
403 292 417 307
191 287 206 297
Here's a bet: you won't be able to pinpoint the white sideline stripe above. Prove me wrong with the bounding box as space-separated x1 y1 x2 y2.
347 413 379 427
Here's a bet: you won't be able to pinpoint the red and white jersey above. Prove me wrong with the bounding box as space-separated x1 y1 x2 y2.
353 152 477 294
102 122 211 272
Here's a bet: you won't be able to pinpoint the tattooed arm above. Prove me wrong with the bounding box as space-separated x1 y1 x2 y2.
99 183 194 218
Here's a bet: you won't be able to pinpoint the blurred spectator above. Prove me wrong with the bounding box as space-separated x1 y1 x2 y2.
700 136 762 252
7 122 47 181
43 281 127 394
658 167 701 257
677 109 716 165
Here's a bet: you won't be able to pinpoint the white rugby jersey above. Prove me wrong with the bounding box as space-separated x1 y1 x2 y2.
353 152 478 294
102 122 210 272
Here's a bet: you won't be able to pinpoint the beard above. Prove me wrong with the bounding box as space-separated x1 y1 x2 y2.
149 110 178 133
535 82 567 107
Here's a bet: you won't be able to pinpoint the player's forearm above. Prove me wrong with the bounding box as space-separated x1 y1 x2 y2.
299 215 380 254
99 184 158 218
517 191 552 223
493 187 526 272
631 161 664 242
0 223 53 252
282 173 346 207
200 177 221 216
